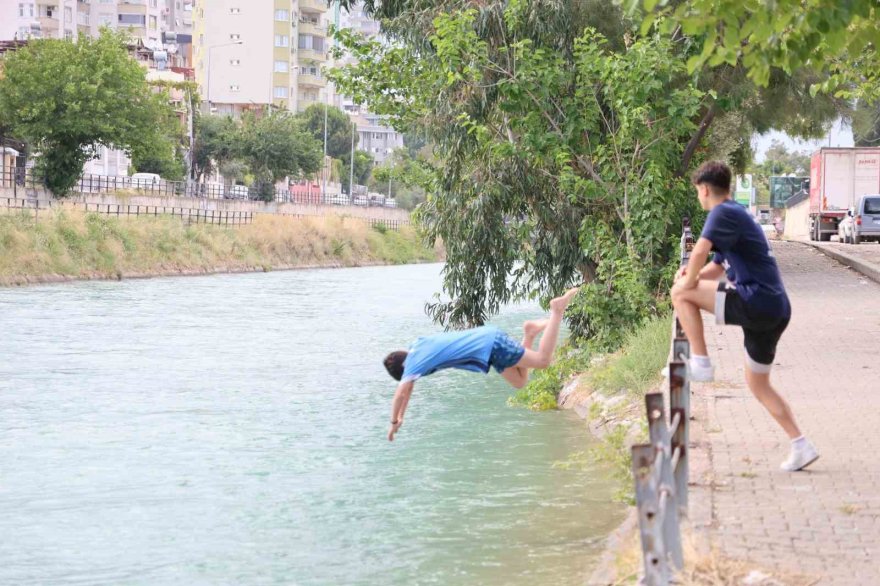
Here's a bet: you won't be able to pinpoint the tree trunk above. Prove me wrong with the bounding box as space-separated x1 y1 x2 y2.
678 102 719 177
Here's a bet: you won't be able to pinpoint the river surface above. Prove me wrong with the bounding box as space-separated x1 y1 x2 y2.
0 263 624 585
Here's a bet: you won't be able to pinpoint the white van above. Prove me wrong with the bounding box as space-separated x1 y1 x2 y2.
130 172 161 189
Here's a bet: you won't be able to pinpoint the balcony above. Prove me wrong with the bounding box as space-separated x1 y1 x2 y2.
298 72 325 88
297 20 325 37
299 0 328 13
297 48 326 62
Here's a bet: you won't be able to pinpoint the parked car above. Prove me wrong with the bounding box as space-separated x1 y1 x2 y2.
841 194 880 244
368 194 385 207
352 194 369 207
130 172 161 189
224 184 250 200
384 198 398 209
324 193 351 206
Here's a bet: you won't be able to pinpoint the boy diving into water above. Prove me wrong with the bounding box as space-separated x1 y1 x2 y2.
383 287 579 441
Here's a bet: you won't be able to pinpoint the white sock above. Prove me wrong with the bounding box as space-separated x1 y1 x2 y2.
691 355 712 368
791 436 808 447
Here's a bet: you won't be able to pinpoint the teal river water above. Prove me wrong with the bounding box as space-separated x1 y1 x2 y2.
0 263 624 585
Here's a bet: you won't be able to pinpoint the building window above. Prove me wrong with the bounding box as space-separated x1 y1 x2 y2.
230 33 241 41
118 14 146 25
99 12 113 25
274 60 289 72
230 7 241 15
78 12 90 25
64 6 72 20
274 35 289 47
300 65 320 76
229 59 241 66
150 0 158 7
297 35 324 52
18 3 35 17
275 9 289 21
230 85 240 92
274 86 289 98
149 15 157 30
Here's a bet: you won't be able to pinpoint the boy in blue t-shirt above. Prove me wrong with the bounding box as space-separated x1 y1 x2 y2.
671 161 818 472
382 287 579 441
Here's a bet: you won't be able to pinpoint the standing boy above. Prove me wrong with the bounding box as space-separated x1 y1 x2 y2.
671 161 818 471
382 288 579 441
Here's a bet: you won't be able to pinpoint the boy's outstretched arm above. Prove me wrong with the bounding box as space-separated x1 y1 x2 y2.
388 380 414 442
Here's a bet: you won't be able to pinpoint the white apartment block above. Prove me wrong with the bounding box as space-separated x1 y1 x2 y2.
193 0 329 116
1 0 192 49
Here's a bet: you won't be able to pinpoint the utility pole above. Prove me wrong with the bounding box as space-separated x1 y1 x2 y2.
322 101 328 202
349 122 356 197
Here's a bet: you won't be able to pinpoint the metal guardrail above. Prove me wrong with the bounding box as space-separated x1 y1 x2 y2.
631 219 695 585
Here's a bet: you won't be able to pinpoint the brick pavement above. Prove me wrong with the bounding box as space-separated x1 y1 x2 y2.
688 241 880 585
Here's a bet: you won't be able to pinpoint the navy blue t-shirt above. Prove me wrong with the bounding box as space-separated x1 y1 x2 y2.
702 200 791 318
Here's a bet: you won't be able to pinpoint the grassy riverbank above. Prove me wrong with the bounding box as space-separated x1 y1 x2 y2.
0 210 440 286
511 313 672 501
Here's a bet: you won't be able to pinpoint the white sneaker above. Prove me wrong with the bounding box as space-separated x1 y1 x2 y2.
780 440 819 471
661 359 714 382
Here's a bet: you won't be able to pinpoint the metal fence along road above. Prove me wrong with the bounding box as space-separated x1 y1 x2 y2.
631 220 695 585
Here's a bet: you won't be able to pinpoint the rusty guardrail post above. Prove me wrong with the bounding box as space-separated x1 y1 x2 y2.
631 443 669 586
646 393 684 570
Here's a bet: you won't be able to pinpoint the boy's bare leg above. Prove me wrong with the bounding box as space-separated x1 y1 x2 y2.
745 367 802 439
516 287 579 370
500 319 548 388
670 280 717 356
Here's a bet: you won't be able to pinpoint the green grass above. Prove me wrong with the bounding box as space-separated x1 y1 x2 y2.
586 312 672 397
507 343 593 411
0 210 439 285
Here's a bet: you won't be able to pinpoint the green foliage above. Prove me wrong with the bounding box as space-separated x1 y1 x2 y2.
586 313 671 396
368 150 431 209
342 150 374 194
193 114 239 181
853 100 880 147
508 344 592 411
0 31 175 195
636 0 880 99
296 103 359 161
237 111 323 201
332 14 703 341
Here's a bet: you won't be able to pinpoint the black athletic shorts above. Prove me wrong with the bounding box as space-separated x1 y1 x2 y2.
715 282 789 373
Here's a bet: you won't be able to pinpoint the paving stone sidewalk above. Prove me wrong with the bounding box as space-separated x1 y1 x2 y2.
688 241 880 585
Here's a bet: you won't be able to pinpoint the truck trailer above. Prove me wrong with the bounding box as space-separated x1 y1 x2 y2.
809 147 880 241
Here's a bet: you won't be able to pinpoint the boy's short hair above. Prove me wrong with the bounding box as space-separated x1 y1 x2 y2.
691 161 732 195
383 351 408 381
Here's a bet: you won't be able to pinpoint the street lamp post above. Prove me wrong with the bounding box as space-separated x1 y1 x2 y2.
349 122 356 197
206 41 243 110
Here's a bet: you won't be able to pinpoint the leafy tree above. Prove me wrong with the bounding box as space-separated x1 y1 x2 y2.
192 114 240 181
0 31 175 195
852 100 880 147
369 150 429 209
746 140 811 205
342 150 374 194
130 94 187 181
296 103 359 162
238 111 323 202
635 0 880 99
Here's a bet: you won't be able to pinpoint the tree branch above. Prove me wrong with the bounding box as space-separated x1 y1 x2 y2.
678 101 719 176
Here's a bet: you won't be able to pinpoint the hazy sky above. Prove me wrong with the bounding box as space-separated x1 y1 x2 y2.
752 118 855 162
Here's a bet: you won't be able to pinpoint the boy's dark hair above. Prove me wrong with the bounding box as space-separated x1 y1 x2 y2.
691 161 732 195
383 351 408 381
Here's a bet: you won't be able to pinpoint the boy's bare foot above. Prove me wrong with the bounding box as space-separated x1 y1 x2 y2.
549 287 580 314
523 319 549 339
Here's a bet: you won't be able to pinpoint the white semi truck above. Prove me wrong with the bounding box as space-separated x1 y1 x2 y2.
808 147 880 241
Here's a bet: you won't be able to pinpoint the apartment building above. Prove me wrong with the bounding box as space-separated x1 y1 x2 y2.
1 0 192 50
193 0 329 115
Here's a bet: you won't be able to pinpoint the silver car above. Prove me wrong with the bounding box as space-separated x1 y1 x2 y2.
846 195 880 244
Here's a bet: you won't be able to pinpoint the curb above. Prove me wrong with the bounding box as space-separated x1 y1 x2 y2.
795 240 880 284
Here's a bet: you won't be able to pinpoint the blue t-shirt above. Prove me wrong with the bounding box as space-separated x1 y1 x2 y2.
401 325 499 382
702 200 791 318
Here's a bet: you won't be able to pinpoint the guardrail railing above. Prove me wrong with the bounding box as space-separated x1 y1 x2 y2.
631 219 695 585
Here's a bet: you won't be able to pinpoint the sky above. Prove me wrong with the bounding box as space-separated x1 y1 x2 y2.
751 118 855 162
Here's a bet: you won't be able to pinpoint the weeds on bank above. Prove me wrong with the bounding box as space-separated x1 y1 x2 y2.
0 210 436 283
